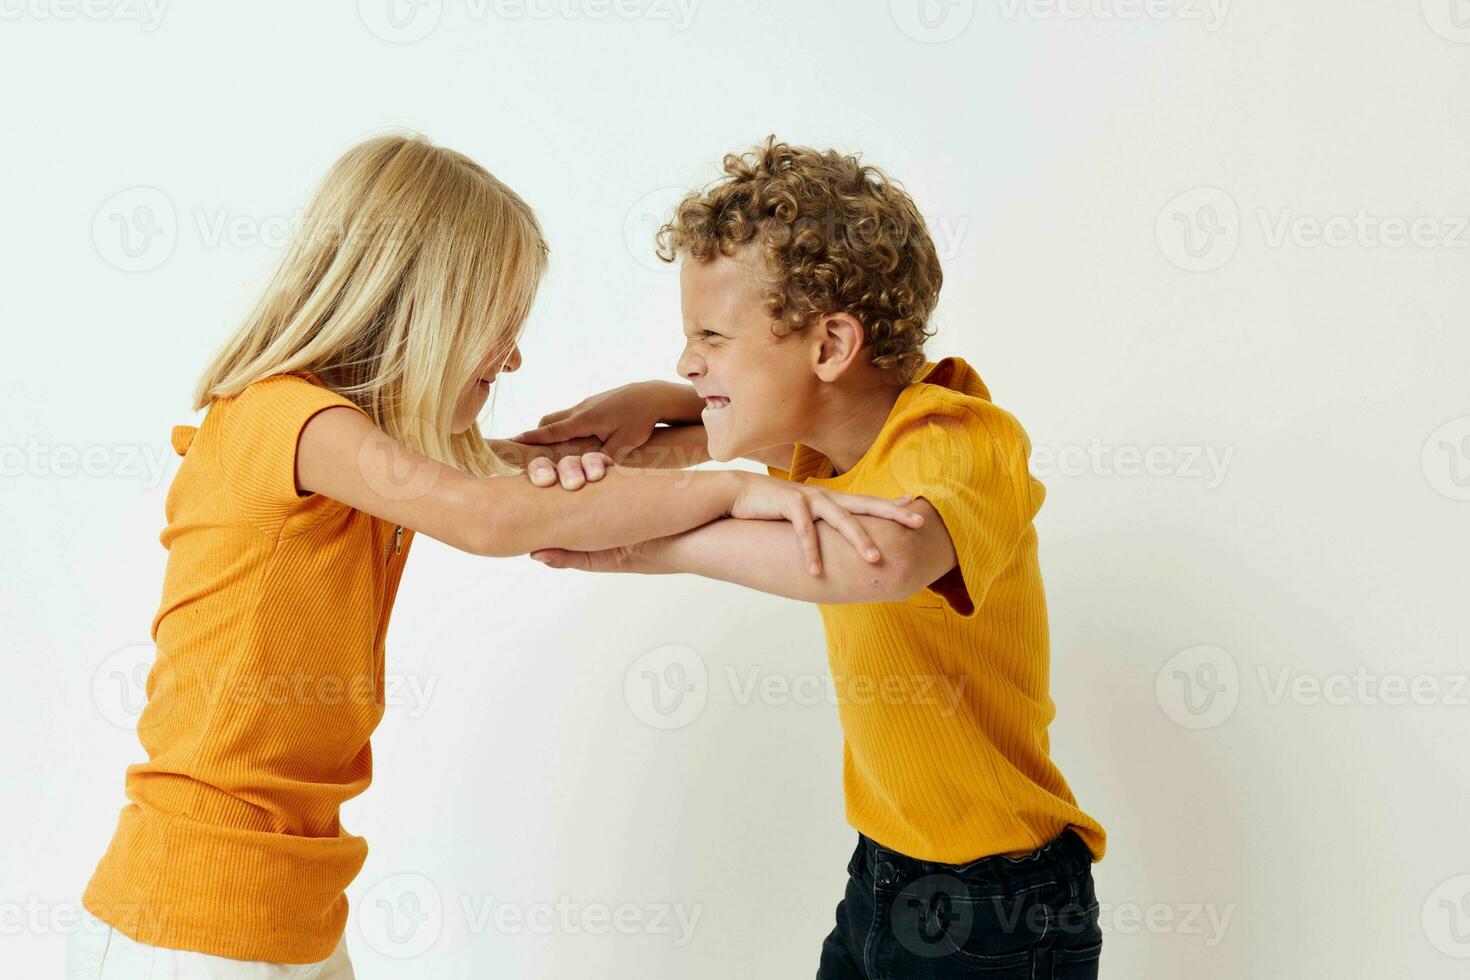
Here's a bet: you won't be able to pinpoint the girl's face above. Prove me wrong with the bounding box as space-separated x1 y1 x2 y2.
452 343 523 433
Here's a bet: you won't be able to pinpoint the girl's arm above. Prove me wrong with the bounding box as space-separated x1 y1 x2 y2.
296 406 922 568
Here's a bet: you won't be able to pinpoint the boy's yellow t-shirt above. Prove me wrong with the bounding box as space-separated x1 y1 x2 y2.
769 357 1105 864
82 372 415 964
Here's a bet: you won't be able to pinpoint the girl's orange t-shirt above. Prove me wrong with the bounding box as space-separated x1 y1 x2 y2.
83 372 415 963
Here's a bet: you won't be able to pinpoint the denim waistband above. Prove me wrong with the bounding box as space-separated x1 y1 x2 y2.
859 829 1093 897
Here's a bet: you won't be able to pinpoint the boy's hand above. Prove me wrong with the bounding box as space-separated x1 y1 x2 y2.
531 541 646 573
489 436 604 468
514 381 698 459
524 451 614 490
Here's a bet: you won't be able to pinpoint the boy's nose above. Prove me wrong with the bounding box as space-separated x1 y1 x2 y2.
676 347 704 380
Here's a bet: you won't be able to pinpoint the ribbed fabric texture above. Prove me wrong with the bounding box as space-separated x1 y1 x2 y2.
770 358 1106 865
83 372 415 964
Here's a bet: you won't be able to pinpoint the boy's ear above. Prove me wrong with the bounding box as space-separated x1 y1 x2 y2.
811 312 867 382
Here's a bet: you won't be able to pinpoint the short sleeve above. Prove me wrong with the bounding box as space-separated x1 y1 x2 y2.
217 373 367 536
881 394 1042 617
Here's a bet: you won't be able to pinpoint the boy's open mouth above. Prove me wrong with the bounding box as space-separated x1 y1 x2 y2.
703 396 730 410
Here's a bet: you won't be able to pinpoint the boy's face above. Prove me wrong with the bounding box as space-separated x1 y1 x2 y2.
676 251 812 461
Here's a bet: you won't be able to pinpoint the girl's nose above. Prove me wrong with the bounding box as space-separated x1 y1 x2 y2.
502 345 523 374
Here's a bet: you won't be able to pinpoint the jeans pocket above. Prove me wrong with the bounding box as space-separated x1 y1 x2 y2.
947 946 1035 977
876 875 1045 978
1050 939 1103 979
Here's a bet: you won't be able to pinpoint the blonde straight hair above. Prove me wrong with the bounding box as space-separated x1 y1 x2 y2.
193 132 548 476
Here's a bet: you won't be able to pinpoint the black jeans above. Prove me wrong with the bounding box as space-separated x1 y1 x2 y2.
816 830 1102 979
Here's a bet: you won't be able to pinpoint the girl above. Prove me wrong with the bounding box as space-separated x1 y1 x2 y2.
66 133 924 979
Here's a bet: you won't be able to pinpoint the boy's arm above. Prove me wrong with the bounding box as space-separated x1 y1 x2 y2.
533 499 958 605
487 435 605 468
494 426 712 470
513 380 793 469
602 424 793 470
606 424 712 469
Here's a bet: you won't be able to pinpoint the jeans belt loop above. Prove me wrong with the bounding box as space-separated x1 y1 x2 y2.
1048 834 1079 907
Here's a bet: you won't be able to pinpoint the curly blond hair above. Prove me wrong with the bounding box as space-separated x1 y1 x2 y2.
656 136 942 382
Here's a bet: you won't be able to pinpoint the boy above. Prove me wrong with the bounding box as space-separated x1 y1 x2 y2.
519 137 1105 978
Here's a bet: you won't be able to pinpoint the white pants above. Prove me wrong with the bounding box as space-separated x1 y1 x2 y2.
65 909 355 979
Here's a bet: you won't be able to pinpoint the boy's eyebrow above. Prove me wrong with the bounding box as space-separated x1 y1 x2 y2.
684 319 728 337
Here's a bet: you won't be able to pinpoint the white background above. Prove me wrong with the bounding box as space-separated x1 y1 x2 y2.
3 1 1468 977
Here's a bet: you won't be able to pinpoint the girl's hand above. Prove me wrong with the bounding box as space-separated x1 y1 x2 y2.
524 451 614 490
514 381 699 461
730 474 924 576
